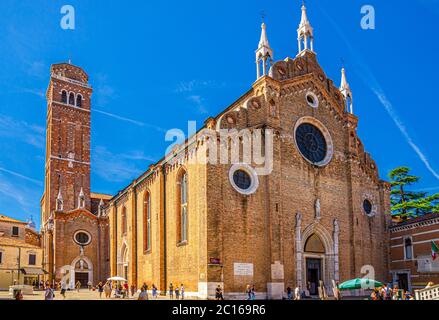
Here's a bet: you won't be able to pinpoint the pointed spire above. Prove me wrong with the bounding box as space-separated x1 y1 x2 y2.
297 1 314 55
339 67 354 114
256 22 274 79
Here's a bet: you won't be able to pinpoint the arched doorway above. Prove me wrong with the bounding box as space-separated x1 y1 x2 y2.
71 256 93 287
304 234 326 295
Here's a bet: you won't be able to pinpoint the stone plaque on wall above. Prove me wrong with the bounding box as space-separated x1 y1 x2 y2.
271 261 284 280
234 263 254 276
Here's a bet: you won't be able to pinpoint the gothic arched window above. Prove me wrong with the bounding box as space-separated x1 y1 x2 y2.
404 237 413 260
61 91 67 103
143 191 151 252
69 93 75 105
177 170 188 244
76 95 82 107
121 207 127 236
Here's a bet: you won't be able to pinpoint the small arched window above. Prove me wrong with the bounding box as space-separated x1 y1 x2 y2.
61 91 67 103
143 192 151 252
76 95 82 107
69 93 75 105
121 207 127 236
404 237 413 260
177 170 188 244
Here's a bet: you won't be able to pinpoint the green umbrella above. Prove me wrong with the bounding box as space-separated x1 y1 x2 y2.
338 278 384 291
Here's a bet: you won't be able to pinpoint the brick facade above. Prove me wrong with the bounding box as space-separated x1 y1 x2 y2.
40 63 110 288
390 214 439 291
105 50 391 299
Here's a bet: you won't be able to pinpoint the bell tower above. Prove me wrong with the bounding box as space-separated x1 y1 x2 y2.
40 62 93 281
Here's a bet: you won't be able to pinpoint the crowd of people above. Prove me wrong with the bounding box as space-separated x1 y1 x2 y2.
13 279 435 301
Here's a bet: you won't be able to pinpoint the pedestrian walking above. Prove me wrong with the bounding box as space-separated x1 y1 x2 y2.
215 285 224 300
245 285 251 300
75 281 81 293
87 281 93 290
45 284 55 300
286 287 292 300
14 289 23 300
104 281 112 299
294 286 301 300
97 282 104 298
180 284 185 300
60 281 67 299
130 284 136 297
251 285 256 300
169 283 174 299
175 286 180 300
152 284 158 299
138 287 148 300
318 281 327 300
123 282 129 298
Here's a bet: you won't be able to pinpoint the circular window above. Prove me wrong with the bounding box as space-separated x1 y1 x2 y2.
233 170 251 190
74 231 91 246
306 92 319 108
229 164 259 195
296 123 327 163
294 117 333 167
363 199 373 216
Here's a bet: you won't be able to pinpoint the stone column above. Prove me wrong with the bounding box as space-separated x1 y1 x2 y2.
333 219 340 282
295 213 303 289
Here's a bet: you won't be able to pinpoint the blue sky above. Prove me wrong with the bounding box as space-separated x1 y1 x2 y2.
0 0 438 227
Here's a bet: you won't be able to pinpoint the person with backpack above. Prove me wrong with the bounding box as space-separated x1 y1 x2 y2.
45 284 55 300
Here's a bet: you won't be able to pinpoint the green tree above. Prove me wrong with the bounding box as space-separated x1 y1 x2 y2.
388 166 439 220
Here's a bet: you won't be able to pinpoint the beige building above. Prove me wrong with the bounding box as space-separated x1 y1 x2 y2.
104 4 391 299
0 215 45 290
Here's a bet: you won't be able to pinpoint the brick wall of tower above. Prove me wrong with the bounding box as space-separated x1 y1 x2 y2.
41 63 110 284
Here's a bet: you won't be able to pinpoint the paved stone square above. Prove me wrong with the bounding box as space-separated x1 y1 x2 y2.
0 289 200 301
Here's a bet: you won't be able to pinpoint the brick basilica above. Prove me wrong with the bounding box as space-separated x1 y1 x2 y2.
41 4 391 298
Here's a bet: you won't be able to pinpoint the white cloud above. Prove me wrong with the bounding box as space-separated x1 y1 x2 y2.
187 95 208 114
319 6 439 181
175 80 225 93
0 114 45 149
0 173 41 216
372 88 439 180
92 146 155 183
93 108 167 133
0 167 42 186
